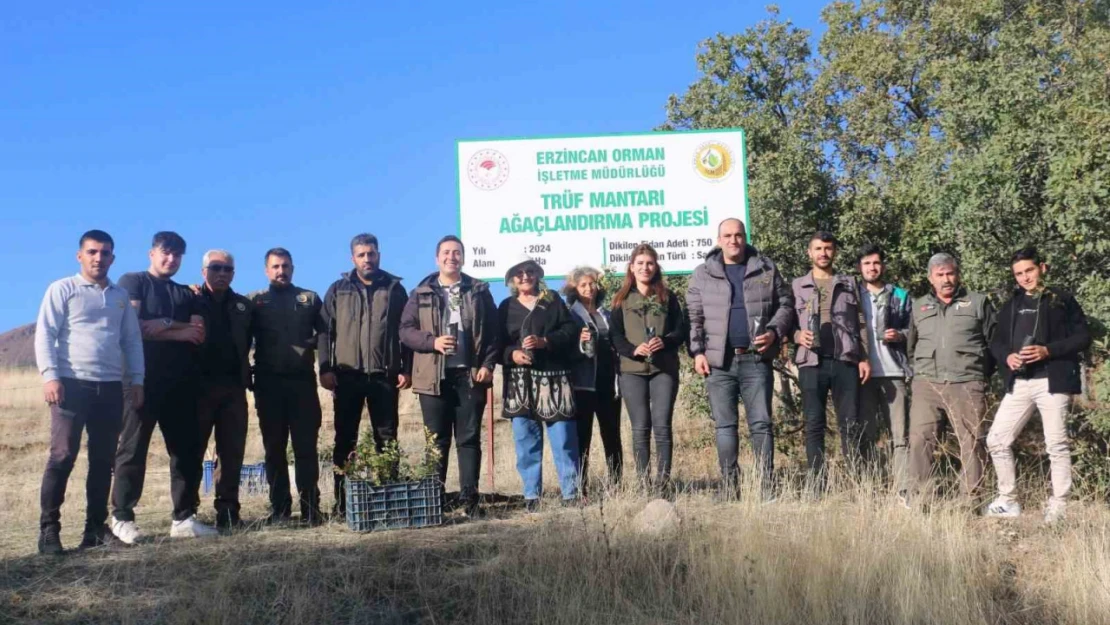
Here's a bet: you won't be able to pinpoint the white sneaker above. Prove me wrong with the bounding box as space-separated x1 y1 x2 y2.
170 515 219 538
110 519 143 545
1044 501 1066 525
984 498 1022 518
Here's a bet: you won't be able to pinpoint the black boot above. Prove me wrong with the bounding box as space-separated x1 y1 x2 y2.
78 524 119 549
38 528 64 555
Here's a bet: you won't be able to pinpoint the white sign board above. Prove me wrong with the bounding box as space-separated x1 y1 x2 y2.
456 129 749 280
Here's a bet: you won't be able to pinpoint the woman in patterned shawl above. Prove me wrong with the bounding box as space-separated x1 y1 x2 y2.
497 256 580 511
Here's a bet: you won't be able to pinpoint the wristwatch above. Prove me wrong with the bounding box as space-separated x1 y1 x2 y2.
161 318 173 328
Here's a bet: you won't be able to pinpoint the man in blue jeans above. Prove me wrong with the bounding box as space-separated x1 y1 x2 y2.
687 218 794 499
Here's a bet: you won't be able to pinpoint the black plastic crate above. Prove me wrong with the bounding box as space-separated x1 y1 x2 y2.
344 478 443 532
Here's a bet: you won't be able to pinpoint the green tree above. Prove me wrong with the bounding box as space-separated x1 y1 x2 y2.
664 0 1110 491
662 7 837 280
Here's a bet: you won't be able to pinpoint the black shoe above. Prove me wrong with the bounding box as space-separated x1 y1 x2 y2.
216 512 244 530
559 497 583 509
463 496 481 519
657 479 677 501
264 512 292 526
78 525 118 550
301 511 326 527
524 499 540 513
38 529 64 555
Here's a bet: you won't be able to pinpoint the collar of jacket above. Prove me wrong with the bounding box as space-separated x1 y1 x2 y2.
859 282 893 298
343 268 402 289
921 285 970 307
570 299 604 324
704 245 767 279
201 284 243 305
413 272 487 295
796 271 855 290
1012 284 1057 301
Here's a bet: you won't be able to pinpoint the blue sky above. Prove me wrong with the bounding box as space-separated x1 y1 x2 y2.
1 1 824 331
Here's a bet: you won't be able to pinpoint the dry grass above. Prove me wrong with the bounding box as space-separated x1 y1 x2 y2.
1 367 1108 624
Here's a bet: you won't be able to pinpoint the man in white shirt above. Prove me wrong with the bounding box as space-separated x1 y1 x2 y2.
856 244 913 502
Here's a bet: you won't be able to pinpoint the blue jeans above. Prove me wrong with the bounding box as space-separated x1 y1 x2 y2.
707 353 774 489
511 418 580 500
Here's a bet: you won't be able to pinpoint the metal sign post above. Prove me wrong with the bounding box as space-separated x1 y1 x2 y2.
485 387 495 492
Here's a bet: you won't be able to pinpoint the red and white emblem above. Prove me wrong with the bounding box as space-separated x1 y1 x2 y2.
467 149 510 190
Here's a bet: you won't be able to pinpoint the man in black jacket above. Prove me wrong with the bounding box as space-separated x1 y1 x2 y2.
193 250 253 528
319 233 411 514
985 247 1091 524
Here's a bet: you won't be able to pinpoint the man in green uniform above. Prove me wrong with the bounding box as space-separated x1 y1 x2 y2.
907 253 997 499
249 247 325 524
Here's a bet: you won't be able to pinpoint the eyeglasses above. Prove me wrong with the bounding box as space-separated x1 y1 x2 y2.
514 268 537 278
206 264 235 273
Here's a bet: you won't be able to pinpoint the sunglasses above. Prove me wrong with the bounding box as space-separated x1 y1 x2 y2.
206 264 235 274
513 268 537 278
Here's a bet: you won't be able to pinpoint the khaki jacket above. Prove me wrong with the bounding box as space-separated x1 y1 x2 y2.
907 287 996 383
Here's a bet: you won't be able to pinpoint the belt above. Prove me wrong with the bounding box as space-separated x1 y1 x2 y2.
733 347 754 355
73 379 122 395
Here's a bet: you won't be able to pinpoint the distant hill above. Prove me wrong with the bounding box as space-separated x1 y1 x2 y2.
0 324 35 369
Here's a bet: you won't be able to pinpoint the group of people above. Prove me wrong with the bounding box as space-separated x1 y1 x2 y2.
33 218 1090 555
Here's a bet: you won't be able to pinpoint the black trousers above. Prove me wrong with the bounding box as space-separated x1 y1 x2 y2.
333 371 399 512
40 378 123 533
418 369 487 498
799 357 863 478
620 371 678 483
112 376 201 522
196 381 248 520
574 387 623 486
255 374 322 519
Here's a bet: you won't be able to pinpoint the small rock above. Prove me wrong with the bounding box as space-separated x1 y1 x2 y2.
634 498 680 535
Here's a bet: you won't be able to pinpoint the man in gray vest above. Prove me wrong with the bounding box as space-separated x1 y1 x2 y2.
687 218 793 499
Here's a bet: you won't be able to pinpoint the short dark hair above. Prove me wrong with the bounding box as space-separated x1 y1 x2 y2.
436 235 464 255
350 233 379 253
1010 246 1042 265
265 247 293 264
857 243 885 264
810 231 838 247
151 231 186 255
78 230 114 251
